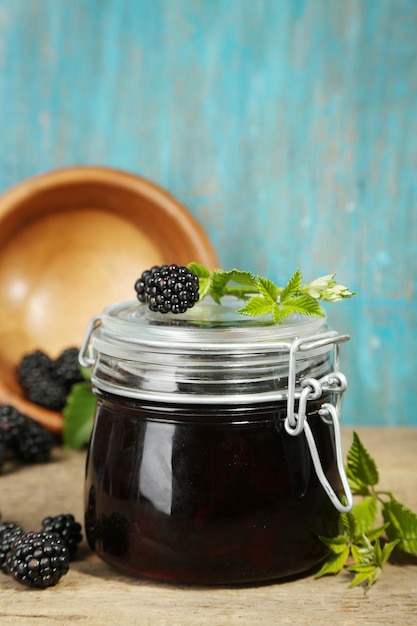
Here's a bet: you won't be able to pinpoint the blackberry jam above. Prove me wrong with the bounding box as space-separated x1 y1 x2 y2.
81 297 352 585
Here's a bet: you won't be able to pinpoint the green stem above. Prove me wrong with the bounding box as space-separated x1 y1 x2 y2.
215 285 257 300
375 490 395 502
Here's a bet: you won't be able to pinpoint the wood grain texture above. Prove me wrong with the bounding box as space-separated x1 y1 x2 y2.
0 427 416 625
0 1 416 424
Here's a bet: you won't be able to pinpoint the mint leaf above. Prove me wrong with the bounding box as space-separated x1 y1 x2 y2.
382 499 417 554
346 432 379 489
63 382 96 449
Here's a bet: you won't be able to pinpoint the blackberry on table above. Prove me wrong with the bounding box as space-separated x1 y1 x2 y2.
6 531 70 588
0 405 23 447
135 264 199 314
0 524 24 573
41 514 82 558
14 416 53 464
0 405 53 464
0 521 23 537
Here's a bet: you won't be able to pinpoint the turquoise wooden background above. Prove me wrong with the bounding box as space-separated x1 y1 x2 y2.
0 0 416 426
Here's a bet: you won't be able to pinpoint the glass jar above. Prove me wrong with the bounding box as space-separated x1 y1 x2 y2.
80 297 352 585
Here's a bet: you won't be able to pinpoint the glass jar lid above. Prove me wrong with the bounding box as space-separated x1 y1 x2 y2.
83 297 344 404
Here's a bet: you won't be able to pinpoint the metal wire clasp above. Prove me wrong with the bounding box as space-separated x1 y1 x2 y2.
284 331 353 513
78 315 102 368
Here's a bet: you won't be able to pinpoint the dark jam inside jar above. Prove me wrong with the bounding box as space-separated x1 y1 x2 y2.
85 391 341 585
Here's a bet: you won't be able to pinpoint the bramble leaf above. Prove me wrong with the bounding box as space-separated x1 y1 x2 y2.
351 497 378 535
255 276 279 303
339 510 358 539
284 294 326 317
382 499 417 554
346 432 379 488
280 269 303 301
186 263 354 325
319 534 349 554
271 304 294 324
187 262 211 279
347 563 381 588
238 297 274 317
315 544 350 577
187 262 212 300
208 269 255 303
63 382 96 449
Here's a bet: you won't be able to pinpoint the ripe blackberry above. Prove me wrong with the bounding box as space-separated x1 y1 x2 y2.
41 514 82 558
0 520 23 537
54 348 84 390
0 524 24 573
26 376 68 412
16 350 55 389
135 264 199 314
0 405 53 464
16 347 83 411
0 405 23 447
14 416 53 464
16 350 67 411
6 531 70 588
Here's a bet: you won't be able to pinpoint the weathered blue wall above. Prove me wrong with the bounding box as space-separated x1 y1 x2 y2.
0 0 416 425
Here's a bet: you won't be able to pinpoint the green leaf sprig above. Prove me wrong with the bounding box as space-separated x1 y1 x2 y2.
316 432 417 589
62 367 96 450
188 263 355 324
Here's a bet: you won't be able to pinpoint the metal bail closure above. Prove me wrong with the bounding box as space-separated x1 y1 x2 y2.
284 331 353 513
79 314 102 368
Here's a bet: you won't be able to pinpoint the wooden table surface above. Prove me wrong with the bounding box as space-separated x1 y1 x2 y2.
1 427 416 625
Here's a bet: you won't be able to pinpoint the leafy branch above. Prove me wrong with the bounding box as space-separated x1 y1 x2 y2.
316 432 417 589
188 263 355 325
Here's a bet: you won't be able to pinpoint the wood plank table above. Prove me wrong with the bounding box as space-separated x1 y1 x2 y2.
1 427 416 625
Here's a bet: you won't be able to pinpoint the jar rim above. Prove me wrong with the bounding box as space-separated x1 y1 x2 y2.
84 297 344 404
98 297 329 351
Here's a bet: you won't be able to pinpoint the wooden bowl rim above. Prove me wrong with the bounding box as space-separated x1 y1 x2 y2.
0 166 219 434
0 165 217 268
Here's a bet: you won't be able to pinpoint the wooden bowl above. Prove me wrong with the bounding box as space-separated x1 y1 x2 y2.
0 166 218 433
